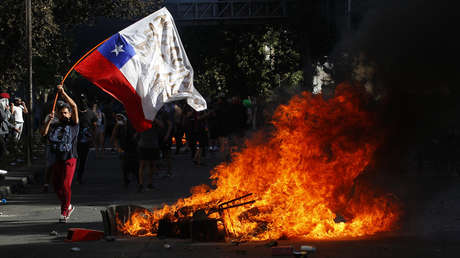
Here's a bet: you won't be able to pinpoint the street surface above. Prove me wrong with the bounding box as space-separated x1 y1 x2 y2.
1 148 459 257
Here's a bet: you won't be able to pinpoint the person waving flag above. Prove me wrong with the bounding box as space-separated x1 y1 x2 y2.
75 7 206 132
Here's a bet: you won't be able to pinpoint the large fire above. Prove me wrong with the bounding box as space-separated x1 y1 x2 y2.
118 83 400 240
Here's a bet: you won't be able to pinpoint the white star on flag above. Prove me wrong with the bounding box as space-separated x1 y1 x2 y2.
111 44 125 56
74 7 207 132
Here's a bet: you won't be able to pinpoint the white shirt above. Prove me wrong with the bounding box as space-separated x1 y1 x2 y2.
12 105 24 123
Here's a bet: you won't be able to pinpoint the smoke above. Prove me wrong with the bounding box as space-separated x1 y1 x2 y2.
330 0 460 236
352 0 457 88
330 0 459 174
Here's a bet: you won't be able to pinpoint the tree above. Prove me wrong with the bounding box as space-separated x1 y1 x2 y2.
0 0 163 95
183 24 303 101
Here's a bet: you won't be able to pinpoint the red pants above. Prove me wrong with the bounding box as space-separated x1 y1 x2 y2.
51 158 77 215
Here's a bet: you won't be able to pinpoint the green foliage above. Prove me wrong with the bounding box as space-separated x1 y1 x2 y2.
0 0 61 90
0 0 163 93
1 0 302 103
185 24 303 100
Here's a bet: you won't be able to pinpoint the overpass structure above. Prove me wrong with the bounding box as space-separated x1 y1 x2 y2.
164 0 298 25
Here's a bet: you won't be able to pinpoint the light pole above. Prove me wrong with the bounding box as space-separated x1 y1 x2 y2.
347 0 352 31
25 0 33 166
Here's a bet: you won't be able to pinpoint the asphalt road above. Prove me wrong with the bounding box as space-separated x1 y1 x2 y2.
1 148 459 258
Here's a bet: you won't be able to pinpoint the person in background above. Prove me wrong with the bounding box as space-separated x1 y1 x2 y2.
75 96 97 184
158 103 174 177
185 106 209 165
207 98 219 152
1 95 18 159
33 94 43 132
173 101 185 154
40 85 79 223
92 103 105 155
228 96 247 153
214 97 231 157
42 111 59 193
137 118 164 192
10 97 28 144
103 99 116 151
111 113 139 188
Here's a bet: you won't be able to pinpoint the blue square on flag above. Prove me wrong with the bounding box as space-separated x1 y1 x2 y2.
98 33 135 69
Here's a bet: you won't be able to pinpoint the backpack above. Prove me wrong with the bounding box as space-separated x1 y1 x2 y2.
48 124 73 152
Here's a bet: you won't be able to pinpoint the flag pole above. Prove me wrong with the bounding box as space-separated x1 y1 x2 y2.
51 37 110 113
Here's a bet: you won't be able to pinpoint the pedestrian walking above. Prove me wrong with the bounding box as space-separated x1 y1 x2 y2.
111 113 139 187
92 103 105 155
137 118 163 192
40 85 79 223
1 96 18 160
158 103 174 176
75 97 97 184
173 101 185 154
10 97 28 144
41 111 59 193
185 107 209 165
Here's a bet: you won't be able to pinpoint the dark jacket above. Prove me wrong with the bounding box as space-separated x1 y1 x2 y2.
0 108 14 135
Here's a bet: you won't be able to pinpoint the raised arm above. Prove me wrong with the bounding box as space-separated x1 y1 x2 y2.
21 100 29 114
40 113 54 136
57 85 79 124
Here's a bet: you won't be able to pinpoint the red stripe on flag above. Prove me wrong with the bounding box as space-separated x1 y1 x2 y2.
75 50 152 132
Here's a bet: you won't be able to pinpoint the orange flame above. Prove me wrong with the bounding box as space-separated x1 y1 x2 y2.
118 83 401 240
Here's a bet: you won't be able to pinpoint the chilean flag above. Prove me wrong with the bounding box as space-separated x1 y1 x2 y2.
75 7 206 132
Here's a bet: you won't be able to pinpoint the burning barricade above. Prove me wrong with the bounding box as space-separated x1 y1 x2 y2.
105 83 401 242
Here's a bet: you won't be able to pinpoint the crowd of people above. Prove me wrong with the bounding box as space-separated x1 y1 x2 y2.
0 90 29 162
109 95 255 192
35 84 258 223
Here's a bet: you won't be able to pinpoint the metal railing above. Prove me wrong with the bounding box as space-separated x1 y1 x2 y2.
165 0 295 21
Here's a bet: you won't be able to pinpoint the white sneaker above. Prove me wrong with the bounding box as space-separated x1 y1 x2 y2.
59 214 67 223
67 204 75 219
59 204 75 223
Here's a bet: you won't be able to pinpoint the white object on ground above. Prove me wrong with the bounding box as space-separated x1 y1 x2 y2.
300 245 316 252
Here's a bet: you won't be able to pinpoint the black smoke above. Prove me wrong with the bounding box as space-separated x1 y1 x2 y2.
333 0 460 175
333 0 460 237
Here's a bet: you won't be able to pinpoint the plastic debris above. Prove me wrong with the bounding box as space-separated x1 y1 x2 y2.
70 247 80 252
300 245 316 252
163 243 171 249
293 250 308 257
293 245 316 258
66 228 104 242
49 230 58 236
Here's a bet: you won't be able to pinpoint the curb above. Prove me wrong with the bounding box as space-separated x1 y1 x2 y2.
0 163 45 197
